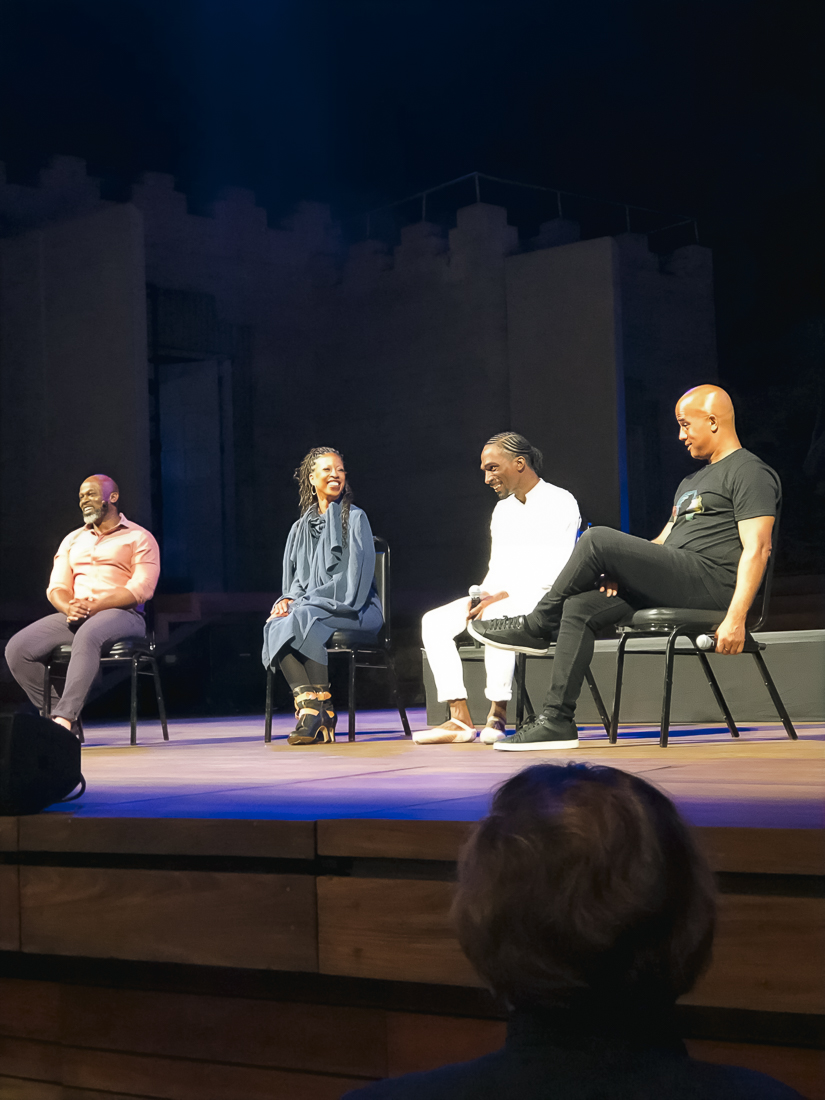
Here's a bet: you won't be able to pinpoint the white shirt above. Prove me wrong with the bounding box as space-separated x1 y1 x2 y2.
481 479 580 607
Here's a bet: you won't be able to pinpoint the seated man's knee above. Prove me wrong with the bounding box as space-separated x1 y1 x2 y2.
4 633 21 666
577 526 614 551
421 608 437 633
3 626 32 667
421 606 450 644
423 598 464 630
561 590 607 624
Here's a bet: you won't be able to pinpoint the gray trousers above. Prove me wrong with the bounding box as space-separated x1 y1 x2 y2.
5 609 146 721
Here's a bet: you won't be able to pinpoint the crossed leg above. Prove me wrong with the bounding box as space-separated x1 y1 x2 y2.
524 528 730 732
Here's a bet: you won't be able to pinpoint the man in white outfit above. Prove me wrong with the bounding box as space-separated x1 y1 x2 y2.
415 432 580 744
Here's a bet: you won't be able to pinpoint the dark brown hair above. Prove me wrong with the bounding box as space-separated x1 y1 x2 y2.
294 447 354 543
453 764 716 1012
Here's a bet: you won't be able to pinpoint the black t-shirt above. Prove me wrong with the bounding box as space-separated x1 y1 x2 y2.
665 449 781 577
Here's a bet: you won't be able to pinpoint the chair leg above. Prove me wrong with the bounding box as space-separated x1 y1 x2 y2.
149 658 169 741
130 658 139 745
43 663 52 719
660 634 679 748
521 657 537 724
384 649 411 738
348 650 357 742
584 668 611 736
695 648 739 738
264 667 273 744
522 688 536 722
515 654 526 727
609 635 628 745
752 650 798 741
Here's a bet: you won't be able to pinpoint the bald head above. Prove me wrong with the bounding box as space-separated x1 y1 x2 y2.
677 385 735 423
675 385 741 464
88 474 119 498
79 475 120 528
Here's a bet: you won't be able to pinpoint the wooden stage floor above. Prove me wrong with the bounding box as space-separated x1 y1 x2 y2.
55 708 825 828
4 710 823 1100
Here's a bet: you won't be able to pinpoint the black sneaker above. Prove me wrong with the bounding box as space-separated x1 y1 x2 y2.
467 616 552 656
494 714 579 751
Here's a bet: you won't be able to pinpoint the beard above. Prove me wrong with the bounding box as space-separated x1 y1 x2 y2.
82 503 108 525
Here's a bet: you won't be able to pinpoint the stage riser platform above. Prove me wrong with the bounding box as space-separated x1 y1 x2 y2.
0 712 821 1098
424 630 825 726
0 970 822 1100
0 845 822 1013
0 817 822 1098
1 819 823 1003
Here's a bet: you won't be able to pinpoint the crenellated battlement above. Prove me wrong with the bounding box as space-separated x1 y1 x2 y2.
0 155 711 303
0 154 719 604
0 155 103 234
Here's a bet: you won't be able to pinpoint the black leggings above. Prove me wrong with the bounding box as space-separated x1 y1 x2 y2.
279 647 328 691
524 527 733 729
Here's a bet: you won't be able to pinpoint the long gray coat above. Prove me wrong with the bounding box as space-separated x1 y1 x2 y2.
262 501 383 667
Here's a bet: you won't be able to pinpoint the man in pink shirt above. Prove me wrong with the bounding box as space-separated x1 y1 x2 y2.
5 475 160 736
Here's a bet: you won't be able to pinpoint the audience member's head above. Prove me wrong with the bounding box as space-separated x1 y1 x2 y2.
453 763 716 1017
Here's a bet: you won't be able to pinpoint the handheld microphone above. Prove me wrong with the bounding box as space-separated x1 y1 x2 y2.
468 585 483 609
695 634 716 651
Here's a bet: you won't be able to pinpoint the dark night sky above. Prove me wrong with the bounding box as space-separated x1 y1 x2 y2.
1 1 822 335
0 1 820 214
0 0 823 563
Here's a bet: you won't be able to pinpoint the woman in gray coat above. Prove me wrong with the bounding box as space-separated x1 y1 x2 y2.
262 447 382 745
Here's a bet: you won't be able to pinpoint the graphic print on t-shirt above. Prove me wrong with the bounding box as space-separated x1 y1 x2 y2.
673 490 704 524
665 449 780 582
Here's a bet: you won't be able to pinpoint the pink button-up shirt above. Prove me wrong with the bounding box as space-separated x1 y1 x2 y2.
46 514 160 611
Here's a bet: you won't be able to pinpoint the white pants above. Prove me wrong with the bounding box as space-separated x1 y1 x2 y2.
422 595 532 703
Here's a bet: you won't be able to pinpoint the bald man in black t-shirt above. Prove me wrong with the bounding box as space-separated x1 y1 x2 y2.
468 386 781 750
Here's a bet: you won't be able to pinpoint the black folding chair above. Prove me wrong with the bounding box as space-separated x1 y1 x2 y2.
513 652 612 734
43 609 169 746
484 518 612 736
609 519 796 748
265 537 412 743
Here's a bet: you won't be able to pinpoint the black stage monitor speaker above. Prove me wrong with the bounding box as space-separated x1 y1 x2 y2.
0 714 85 815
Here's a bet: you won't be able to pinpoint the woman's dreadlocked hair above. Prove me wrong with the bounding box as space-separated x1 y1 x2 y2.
294 447 354 544
485 431 543 473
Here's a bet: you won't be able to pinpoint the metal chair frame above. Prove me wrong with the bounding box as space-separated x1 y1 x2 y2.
609 520 797 748
264 537 412 743
43 625 169 747
458 522 612 736
453 647 611 734
513 651 612 735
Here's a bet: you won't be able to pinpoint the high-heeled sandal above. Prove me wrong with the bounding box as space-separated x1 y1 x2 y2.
288 687 337 746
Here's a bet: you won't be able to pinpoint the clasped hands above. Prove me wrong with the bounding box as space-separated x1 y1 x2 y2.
66 597 95 624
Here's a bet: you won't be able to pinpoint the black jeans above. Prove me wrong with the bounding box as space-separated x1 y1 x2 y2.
524 527 733 729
